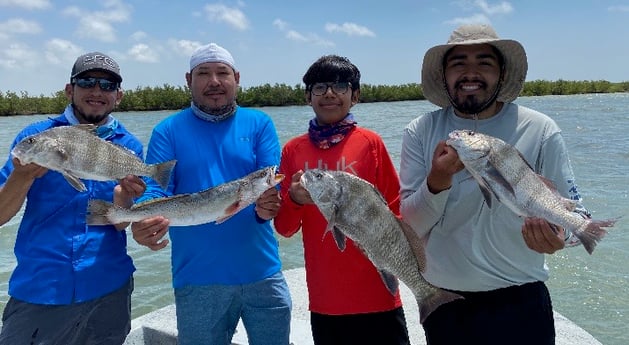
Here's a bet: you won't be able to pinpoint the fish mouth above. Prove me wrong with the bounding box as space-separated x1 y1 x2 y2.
274 173 285 184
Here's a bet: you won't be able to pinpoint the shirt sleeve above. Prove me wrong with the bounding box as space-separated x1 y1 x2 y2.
273 142 304 238
399 122 450 238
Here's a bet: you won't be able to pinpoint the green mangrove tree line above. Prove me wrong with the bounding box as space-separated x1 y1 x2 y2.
1 79 627 116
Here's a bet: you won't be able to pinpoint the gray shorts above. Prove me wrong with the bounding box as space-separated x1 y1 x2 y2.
0 277 133 345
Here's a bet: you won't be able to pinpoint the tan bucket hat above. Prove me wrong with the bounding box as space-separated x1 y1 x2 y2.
421 24 528 108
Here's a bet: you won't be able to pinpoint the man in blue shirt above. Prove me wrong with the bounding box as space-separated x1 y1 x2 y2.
0 52 142 344
123 43 291 345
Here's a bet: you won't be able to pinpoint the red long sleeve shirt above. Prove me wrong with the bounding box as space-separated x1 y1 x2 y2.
274 127 403 315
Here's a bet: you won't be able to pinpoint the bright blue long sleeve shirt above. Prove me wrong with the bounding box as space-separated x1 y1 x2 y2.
139 106 282 287
0 114 137 304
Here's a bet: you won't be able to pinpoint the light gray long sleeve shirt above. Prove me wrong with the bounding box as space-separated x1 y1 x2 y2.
399 103 584 291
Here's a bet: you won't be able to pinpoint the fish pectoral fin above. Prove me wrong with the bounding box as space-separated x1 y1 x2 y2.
478 177 495 208
378 270 399 296
215 201 241 224
331 226 347 251
485 164 515 196
62 172 86 192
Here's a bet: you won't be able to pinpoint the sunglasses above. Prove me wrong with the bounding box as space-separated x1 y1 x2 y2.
72 77 119 92
310 82 352 96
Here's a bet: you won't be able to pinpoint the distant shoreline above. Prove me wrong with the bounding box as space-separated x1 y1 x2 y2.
1 80 627 116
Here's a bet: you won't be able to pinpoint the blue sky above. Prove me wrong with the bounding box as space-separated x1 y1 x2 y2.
1 0 627 96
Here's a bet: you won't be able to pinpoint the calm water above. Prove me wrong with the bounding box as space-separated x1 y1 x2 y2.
0 94 628 344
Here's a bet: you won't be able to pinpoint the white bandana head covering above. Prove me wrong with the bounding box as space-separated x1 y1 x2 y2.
189 43 237 72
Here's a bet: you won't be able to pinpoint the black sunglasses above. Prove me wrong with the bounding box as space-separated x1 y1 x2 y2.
72 77 119 92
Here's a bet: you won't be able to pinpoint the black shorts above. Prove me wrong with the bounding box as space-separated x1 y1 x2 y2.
423 281 555 345
310 306 411 345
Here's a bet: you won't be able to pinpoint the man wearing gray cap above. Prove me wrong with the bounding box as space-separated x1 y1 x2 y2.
0 52 144 344
399 24 591 344
123 43 291 345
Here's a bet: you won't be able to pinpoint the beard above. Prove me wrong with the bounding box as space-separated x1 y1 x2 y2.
454 95 487 114
450 79 500 115
71 103 110 124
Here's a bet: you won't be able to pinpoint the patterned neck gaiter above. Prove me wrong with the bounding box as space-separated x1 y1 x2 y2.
308 113 357 149
191 101 237 122
63 104 118 140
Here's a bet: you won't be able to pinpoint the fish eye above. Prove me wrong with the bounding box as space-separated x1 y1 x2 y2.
466 130 475 135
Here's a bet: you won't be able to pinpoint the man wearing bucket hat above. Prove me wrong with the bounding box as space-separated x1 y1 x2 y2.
399 24 590 344
0 52 141 344
123 43 291 345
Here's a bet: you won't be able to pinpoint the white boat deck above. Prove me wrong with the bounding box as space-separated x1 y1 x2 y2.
124 267 601 345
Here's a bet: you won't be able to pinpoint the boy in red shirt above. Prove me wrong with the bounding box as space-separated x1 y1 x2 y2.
274 55 410 345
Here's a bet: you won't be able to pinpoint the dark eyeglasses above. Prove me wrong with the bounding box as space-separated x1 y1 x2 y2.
72 77 119 92
310 82 352 96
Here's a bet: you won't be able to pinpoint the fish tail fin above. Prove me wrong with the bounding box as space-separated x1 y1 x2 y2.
152 160 177 189
86 199 115 225
575 218 617 254
418 289 464 324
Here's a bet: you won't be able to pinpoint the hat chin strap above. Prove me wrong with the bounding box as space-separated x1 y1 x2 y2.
444 65 505 118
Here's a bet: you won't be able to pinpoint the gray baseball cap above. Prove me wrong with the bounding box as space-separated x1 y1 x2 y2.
71 52 122 83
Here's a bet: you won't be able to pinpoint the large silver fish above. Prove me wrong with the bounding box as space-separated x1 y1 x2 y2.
446 129 615 254
11 124 176 192
87 166 284 226
300 169 463 324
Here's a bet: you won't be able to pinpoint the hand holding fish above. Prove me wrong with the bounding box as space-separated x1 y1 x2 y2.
114 175 147 207
288 170 313 205
12 157 47 180
522 218 565 254
111 175 147 231
255 188 281 221
427 141 465 194
131 216 170 251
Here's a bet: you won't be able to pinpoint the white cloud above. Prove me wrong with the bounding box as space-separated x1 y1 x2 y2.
273 18 288 31
0 18 42 35
474 0 513 15
0 42 37 69
44 39 82 66
131 31 148 41
204 4 250 31
274 19 334 47
128 43 159 63
284 31 334 47
324 22 376 37
169 39 202 57
0 0 51 10
608 5 629 12
62 0 132 42
445 13 491 25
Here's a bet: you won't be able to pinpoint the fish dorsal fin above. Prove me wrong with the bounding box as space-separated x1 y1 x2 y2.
131 194 190 209
378 270 399 296
398 218 428 273
73 124 99 135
